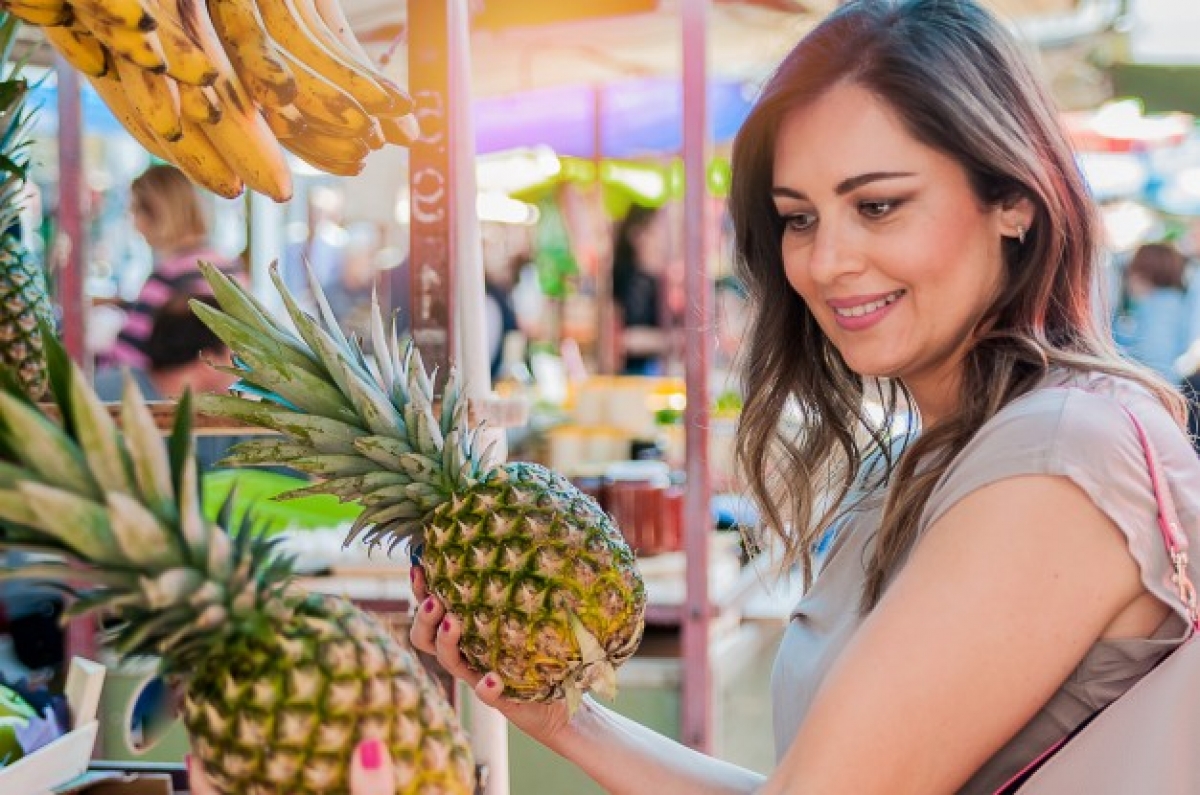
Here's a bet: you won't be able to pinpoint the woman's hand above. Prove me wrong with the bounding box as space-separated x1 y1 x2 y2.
187 738 396 794
408 565 574 749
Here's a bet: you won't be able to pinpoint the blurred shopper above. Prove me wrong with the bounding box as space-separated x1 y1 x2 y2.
1115 242 1191 380
95 295 242 472
611 205 672 375
104 165 240 368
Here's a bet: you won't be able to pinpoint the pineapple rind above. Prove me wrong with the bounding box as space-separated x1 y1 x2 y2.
184 593 473 795
424 462 646 703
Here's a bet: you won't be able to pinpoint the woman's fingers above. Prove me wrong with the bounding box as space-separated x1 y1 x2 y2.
350 737 396 794
473 670 507 707
434 612 485 686
409 594 446 654
410 562 428 601
185 754 220 795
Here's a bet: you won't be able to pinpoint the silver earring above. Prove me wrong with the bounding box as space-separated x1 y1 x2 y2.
1016 225 1026 245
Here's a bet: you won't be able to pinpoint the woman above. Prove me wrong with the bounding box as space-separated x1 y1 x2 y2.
406 1 1196 793
105 164 240 368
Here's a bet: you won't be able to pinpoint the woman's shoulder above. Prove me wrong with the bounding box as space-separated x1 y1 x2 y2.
923 367 1196 530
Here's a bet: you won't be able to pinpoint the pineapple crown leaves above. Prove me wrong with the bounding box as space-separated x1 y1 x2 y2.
0 327 299 667
192 257 498 546
0 14 37 236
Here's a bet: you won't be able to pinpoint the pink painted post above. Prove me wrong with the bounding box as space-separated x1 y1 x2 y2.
408 0 456 388
680 0 713 754
55 55 98 665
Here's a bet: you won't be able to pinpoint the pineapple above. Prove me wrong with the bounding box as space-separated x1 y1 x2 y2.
0 331 475 794
191 261 646 710
0 13 55 401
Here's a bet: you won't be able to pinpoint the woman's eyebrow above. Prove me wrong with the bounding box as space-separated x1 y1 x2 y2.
771 171 916 201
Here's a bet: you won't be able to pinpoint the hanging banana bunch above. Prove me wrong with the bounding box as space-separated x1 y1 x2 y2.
3 0 420 201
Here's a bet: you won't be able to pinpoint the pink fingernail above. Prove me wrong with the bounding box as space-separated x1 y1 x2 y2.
360 738 383 771
441 618 452 632
483 675 497 689
423 597 436 613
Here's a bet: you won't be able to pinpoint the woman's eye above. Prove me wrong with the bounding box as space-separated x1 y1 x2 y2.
783 213 816 232
859 200 897 218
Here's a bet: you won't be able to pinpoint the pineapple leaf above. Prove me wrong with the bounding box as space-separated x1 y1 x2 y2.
0 391 100 498
120 373 176 519
168 389 195 497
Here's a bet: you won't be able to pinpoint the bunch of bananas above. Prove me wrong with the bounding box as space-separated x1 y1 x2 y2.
2 0 420 201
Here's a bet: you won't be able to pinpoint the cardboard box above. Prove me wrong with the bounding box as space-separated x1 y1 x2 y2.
0 657 107 795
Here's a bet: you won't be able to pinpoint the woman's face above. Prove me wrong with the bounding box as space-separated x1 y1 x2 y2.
772 82 1010 397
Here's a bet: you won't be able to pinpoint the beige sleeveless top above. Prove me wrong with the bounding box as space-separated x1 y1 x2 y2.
770 369 1199 793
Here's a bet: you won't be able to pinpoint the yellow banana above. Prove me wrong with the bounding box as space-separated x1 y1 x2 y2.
195 76 292 200
179 83 221 124
71 0 156 32
161 119 245 198
310 0 414 117
379 114 420 147
75 6 167 72
255 0 396 115
4 2 70 26
112 54 181 142
171 0 291 199
40 25 111 77
258 102 307 140
85 71 172 161
276 45 371 135
279 133 366 178
90 71 244 198
206 0 296 106
154 11 219 86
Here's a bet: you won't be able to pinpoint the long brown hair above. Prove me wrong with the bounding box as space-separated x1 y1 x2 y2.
728 0 1184 610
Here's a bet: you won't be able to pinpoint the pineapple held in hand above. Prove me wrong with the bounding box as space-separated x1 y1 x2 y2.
192 261 646 709
0 334 474 794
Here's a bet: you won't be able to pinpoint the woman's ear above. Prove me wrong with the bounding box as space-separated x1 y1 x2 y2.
999 194 1035 243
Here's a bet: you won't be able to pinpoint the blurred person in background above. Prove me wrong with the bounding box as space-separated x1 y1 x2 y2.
612 205 673 375
95 295 242 472
1114 242 1191 381
102 165 240 368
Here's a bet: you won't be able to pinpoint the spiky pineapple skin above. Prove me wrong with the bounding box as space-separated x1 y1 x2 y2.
182 593 474 795
0 235 54 400
422 462 646 702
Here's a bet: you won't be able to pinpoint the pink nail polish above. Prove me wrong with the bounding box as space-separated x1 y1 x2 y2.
483 675 496 689
360 738 383 771
423 597 436 613
441 618 451 632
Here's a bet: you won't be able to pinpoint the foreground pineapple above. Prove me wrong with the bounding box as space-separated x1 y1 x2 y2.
0 333 474 794
0 13 55 400
192 261 646 709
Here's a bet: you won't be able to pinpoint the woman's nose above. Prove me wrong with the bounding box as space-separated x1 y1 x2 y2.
806 220 862 284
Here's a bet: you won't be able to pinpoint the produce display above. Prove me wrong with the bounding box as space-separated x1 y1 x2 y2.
0 13 54 401
192 260 647 711
0 332 475 794
2 0 420 199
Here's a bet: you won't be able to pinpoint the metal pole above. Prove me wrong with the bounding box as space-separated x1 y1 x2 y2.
54 56 86 366
410 2 510 791
55 55 98 665
680 0 713 754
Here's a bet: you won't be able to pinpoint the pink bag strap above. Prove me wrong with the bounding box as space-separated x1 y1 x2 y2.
1120 406 1200 631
